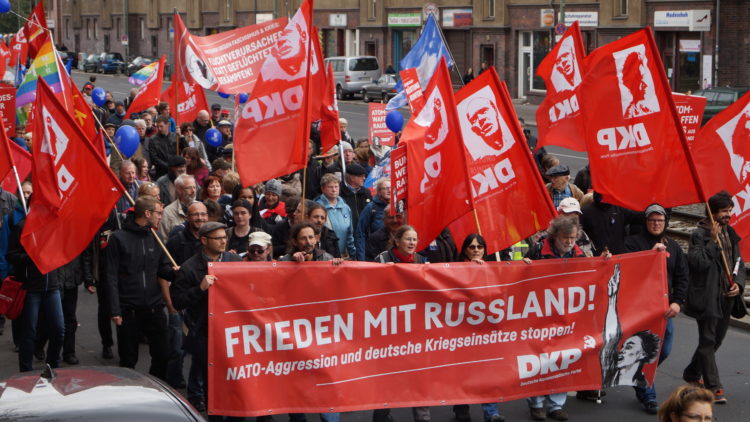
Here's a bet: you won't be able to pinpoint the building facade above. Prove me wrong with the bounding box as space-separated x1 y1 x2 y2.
52 0 746 100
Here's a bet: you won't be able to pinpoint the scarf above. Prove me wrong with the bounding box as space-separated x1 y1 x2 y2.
391 247 414 263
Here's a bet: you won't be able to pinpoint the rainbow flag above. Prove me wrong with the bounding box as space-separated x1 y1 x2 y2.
16 36 62 108
129 61 158 86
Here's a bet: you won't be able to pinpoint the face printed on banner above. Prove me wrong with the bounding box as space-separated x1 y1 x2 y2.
184 42 218 88
262 21 316 81
716 104 750 183
550 36 581 92
614 45 660 119
458 86 515 161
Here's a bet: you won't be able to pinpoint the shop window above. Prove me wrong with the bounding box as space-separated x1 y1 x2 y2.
614 0 628 18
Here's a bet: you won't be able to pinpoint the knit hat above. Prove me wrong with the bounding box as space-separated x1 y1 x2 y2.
265 179 283 196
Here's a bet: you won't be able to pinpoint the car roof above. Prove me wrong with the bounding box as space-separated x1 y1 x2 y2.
0 366 204 422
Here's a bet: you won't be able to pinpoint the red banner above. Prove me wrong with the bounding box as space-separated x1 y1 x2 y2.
9 27 27 68
691 90 750 258
234 0 316 187
128 55 166 114
400 67 426 114
390 142 407 214
369 103 395 147
161 78 209 125
207 251 668 416
579 29 702 210
0 85 15 137
175 13 287 95
21 80 123 274
0 139 31 193
449 69 557 253
23 0 48 59
318 63 341 152
402 58 473 251
536 21 587 152
673 93 707 145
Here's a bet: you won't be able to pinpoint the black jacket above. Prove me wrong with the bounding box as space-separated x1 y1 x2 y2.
166 227 202 266
147 132 185 180
418 229 458 263
319 226 340 258
340 184 372 229
7 220 61 292
581 200 641 255
171 251 242 354
57 244 95 290
624 231 689 306
375 249 427 264
106 219 174 316
684 221 745 320
280 248 334 262
366 227 391 262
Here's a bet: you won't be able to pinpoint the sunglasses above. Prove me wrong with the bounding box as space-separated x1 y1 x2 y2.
248 247 266 254
468 244 485 250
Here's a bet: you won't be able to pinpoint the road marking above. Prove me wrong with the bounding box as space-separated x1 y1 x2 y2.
553 153 588 160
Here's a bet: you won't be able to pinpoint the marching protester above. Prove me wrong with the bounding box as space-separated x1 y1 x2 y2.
306 201 341 258
245 231 274 262
149 116 185 180
156 156 188 206
658 385 714 422
106 196 174 380
200 175 223 202
581 192 642 256
545 164 584 208
170 221 243 417
683 191 744 404
259 179 287 226
366 204 403 261
355 177 390 261
226 199 257 255
624 204 689 413
159 174 198 241
115 160 142 213
315 173 355 258
182 146 209 187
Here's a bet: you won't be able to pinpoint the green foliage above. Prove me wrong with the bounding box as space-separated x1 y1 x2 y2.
0 0 35 36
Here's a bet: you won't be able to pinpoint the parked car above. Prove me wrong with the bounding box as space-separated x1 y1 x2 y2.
692 87 750 123
97 52 126 74
57 50 78 69
324 56 381 100
77 52 89 70
362 74 400 103
82 53 101 73
126 56 155 76
0 366 205 421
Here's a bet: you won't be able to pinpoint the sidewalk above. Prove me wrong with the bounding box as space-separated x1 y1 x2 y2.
512 98 539 127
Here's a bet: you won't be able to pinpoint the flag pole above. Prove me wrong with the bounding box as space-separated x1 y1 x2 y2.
173 9 180 156
12 165 27 215
429 13 464 87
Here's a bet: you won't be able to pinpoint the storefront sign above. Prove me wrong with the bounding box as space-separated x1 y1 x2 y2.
388 13 422 27
540 9 555 28
655 10 711 31
329 13 347 27
559 11 598 27
679 39 701 53
443 8 473 28
256 13 274 24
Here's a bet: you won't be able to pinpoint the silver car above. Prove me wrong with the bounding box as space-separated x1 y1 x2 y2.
324 56 381 100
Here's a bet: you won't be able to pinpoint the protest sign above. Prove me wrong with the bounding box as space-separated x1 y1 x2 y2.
369 103 395 147
208 251 667 416
672 92 707 144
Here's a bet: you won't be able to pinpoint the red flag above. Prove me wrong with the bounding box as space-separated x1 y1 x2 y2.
21 79 123 273
1 139 31 193
0 118 14 182
536 21 587 152
691 91 750 258
234 0 317 186
579 28 702 210
402 58 473 251
318 63 341 152
0 41 10 79
449 68 557 253
23 1 48 59
160 77 209 124
400 67 426 114
128 55 166 114
9 27 28 68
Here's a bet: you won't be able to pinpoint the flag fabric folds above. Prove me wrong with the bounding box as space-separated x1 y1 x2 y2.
127 55 166 115
386 14 453 111
16 33 61 108
233 0 317 187
535 21 587 152
23 1 48 59
160 77 209 125
21 79 123 274
401 58 473 251
129 60 159 86
578 28 702 210
449 68 557 253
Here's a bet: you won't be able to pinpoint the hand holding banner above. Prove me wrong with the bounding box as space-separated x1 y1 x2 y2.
208 251 668 416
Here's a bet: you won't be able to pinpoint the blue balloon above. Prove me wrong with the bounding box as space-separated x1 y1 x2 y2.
218 91 230 99
114 125 139 158
238 93 249 104
92 87 107 107
385 110 404 133
205 128 222 147
0 0 10 13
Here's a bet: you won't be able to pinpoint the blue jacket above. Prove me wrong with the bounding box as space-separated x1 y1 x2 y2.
314 195 355 258
354 195 387 261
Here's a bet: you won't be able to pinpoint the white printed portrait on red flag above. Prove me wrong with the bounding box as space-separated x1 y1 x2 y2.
550 36 582 93
183 42 218 88
458 86 515 161
261 21 318 82
613 45 660 119
715 103 750 183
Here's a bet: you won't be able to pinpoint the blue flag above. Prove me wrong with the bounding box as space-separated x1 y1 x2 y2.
386 14 453 110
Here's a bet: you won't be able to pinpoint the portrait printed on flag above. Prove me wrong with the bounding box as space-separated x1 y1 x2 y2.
550 36 582 93
715 103 750 183
613 45 660 119
457 85 515 161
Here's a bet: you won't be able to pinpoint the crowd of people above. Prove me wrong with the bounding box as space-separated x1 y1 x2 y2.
0 78 740 422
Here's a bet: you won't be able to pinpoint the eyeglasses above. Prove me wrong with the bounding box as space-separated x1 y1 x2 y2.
183 128 193 132
467 244 485 250
204 235 227 241
681 413 715 422
248 247 266 254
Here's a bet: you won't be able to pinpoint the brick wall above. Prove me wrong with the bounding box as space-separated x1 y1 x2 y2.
717 0 750 87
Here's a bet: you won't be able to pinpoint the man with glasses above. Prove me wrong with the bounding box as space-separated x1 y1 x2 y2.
159 174 197 242
246 231 273 262
624 203 688 413
107 196 175 381
171 221 242 415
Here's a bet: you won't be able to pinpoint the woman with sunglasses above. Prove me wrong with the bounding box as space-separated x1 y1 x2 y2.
453 233 506 422
658 385 714 422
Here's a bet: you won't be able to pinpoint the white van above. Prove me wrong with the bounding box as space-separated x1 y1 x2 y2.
324 56 381 100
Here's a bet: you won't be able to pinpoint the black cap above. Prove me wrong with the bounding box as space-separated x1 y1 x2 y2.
198 221 227 237
545 164 570 177
346 163 367 176
168 155 187 167
211 103 221 110
103 123 117 129
115 101 125 107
